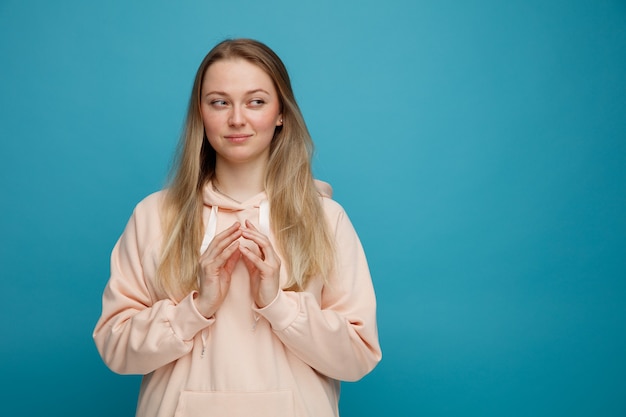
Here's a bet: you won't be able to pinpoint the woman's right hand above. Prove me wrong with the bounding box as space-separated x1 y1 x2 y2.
194 222 242 318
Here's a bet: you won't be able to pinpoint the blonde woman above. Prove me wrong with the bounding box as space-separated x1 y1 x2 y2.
94 38 381 417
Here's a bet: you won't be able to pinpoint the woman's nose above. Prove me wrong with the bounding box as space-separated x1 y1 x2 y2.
228 106 245 126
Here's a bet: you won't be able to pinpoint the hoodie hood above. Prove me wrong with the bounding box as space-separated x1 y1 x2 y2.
202 182 267 211
200 181 268 254
202 179 333 210
199 179 333 254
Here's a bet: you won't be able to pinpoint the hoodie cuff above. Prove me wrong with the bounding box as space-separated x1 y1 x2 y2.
253 290 299 331
167 291 215 341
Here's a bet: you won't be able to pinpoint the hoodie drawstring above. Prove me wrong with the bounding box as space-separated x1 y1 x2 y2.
200 205 218 254
259 200 270 236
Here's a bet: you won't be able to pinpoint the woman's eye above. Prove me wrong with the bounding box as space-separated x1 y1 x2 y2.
249 99 265 106
210 99 228 107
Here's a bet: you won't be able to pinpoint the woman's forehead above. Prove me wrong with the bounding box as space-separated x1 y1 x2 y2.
202 59 275 94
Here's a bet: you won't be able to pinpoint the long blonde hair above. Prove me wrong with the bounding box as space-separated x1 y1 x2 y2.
157 39 335 300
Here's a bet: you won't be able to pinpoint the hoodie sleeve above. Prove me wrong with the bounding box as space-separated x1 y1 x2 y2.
93 195 213 375
254 200 382 381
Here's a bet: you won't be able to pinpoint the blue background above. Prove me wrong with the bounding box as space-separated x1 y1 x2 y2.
1 0 625 416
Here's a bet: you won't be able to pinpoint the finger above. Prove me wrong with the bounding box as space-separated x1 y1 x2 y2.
201 222 242 258
240 245 279 278
241 220 272 248
241 220 269 239
240 248 257 276
244 219 258 231
220 240 241 263
239 245 265 270
241 231 279 265
213 222 242 245
199 240 240 279
223 246 242 274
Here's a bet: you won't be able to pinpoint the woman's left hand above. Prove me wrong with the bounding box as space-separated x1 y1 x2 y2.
240 219 281 308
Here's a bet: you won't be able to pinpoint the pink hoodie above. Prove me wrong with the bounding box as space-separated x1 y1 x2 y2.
93 180 381 417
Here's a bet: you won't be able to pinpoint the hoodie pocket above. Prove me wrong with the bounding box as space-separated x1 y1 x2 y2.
174 390 294 417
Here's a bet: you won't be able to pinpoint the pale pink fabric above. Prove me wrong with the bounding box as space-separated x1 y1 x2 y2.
93 180 381 417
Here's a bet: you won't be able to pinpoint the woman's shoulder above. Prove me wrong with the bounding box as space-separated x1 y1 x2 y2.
126 190 169 239
133 189 167 216
112 190 166 256
314 179 333 198
315 180 348 218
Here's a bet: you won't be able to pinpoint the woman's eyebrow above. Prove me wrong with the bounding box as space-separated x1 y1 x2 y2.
205 88 271 96
246 88 271 95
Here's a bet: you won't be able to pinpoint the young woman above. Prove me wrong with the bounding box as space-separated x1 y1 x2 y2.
93 38 381 417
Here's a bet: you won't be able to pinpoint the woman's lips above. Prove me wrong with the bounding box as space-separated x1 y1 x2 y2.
224 134 252 143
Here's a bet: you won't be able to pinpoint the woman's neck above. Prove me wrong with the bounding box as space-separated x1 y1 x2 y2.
213 159 266 203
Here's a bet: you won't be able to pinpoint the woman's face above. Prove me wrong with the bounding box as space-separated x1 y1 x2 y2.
200 58 283 168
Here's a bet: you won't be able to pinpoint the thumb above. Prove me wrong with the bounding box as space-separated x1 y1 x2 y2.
223 245 242 274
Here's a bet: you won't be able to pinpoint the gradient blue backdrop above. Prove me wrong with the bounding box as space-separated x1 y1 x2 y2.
1 0 625 416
